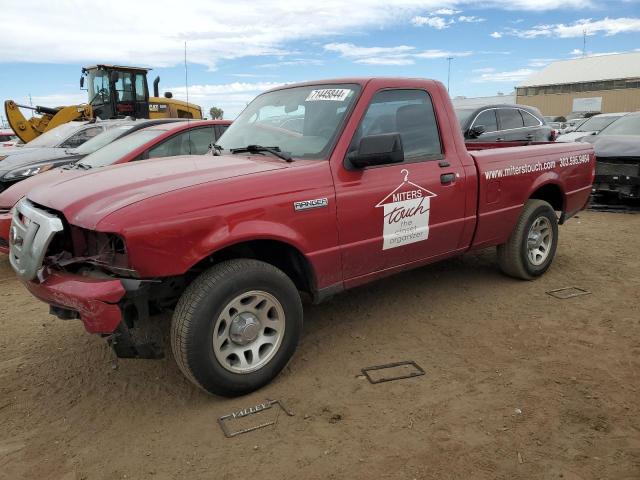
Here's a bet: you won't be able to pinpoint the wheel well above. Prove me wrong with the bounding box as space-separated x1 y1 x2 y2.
189 240 316 297
530 183 564 212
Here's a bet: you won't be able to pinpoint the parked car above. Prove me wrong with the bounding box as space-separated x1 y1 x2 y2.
581 112 640 200
0 121 119 191
7 78 594 396
0 119 231 253
456 104 555 142
562 112 601 134
556 113 627 142
0 129 19 148
0 119 188 191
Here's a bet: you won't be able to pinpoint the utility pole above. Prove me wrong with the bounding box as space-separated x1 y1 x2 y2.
447 56 454 94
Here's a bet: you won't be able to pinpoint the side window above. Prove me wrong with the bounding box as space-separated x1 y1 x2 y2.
185 127 215 155
114 72 135 102
350 89 441 161
498 109 525 130
148 129 212 158
472 110 498 133
135 74 147 102
521 110 541 127
60 126 104 148
215 124 229 140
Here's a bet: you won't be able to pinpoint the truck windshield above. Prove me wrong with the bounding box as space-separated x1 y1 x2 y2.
79 129 165 168
216 84 361 159
597 114 640 136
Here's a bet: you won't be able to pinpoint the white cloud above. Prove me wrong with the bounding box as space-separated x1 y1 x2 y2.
527 58 557 67
432 8 461 15
569 49 622 57
458 15 485 23
411 15 454 29
473 68 536 82
257 58 324 68
505 17 640 38
166 81 290 118
490 31 503 38
472 67 496 73
0 1 598 69
324 42 470 65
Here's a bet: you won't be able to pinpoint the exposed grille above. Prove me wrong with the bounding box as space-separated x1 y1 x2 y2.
596 162 639 177
9 199 64 281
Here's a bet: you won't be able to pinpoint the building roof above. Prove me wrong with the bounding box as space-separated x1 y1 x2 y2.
452 93 515 108
519 52 640 87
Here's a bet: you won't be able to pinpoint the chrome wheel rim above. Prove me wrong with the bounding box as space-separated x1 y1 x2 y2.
212 290 285 374
526 216 552 266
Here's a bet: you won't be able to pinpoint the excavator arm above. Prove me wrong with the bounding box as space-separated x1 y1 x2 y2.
4 100 92 144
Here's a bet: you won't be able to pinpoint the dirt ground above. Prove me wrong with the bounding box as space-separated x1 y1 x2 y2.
1 210 639 480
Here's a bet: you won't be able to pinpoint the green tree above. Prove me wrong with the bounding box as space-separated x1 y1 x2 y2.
209 106 224 120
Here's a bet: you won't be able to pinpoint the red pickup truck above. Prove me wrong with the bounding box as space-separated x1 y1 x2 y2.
7 78 595 397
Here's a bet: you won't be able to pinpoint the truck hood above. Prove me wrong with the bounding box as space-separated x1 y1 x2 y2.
0 147 76 175
0 167 85 209
27 154 287 228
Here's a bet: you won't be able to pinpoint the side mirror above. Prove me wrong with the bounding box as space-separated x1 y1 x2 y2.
80 76 85 89
348 133 404 169
468 125 485 138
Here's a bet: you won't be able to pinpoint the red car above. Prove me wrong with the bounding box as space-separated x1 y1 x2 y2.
0 120 231 253
8 78 594 396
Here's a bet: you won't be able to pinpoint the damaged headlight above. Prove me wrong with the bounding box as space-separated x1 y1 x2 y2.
4 163 55 180
56 227 138 278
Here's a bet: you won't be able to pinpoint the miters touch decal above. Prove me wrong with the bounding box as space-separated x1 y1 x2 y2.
376 169 437 250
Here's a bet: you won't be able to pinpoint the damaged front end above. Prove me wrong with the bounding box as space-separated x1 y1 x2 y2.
9 198 185 359
593 156 640 200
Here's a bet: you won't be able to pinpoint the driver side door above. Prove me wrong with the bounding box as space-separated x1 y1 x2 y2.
333 88 468 281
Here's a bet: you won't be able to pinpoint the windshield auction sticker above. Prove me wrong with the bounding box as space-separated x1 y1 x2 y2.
376 169 437 250
305 89 352 102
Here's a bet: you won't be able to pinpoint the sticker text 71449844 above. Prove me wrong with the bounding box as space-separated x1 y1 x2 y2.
305 89 352 102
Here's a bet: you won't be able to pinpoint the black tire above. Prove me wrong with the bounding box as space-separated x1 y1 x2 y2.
497 199 559 280
171 259 303 397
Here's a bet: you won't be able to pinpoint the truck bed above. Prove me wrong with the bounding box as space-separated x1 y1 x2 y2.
468 141 595 250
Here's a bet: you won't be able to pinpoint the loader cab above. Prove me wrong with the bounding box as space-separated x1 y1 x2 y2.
81 65 150 120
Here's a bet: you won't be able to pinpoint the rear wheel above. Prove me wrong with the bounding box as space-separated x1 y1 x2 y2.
497 199 558 280
171 259 303 397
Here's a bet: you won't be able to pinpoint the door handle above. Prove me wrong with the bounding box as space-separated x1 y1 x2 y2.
441 173 456 185
496 137 504 141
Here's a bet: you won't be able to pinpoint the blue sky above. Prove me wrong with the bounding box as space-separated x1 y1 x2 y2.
0 0 639 120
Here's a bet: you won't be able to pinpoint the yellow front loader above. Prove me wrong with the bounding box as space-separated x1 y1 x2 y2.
5 65 203 144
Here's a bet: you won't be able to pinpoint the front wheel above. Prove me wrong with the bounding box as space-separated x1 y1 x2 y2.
171 259 303 397
497 199 559 280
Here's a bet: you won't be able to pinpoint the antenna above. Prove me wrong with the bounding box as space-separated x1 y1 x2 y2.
583 28 587 58
184 41 192 152
446 57 454 93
